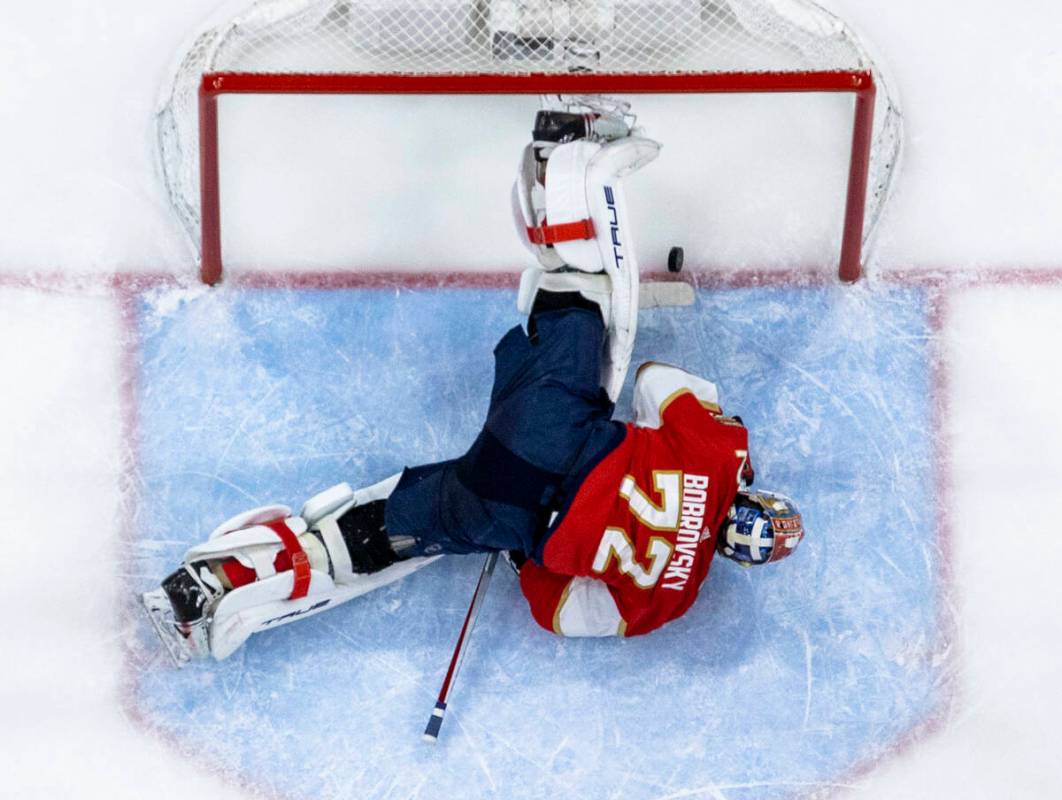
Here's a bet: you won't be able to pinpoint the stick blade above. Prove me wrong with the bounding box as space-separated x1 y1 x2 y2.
639 281 695 309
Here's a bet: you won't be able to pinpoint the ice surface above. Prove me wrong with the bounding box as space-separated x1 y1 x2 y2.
125 284 946 799
3 0 1062 797
0 289 246 800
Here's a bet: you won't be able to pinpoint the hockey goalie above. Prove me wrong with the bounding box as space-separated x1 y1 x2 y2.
142 100 805 665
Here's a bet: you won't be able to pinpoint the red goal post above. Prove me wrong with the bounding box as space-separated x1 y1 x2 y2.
198 69 876 285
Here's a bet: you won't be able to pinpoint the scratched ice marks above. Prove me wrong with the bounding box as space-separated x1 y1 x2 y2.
130 284 946 800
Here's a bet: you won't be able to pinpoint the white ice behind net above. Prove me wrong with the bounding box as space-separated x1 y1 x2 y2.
158 0 902 264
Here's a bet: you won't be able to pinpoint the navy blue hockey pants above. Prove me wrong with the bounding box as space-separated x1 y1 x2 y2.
385 307 625 559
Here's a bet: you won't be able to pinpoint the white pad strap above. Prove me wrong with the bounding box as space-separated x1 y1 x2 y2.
314 509 352 582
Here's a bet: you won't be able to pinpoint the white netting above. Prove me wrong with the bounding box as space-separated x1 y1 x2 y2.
158 0 902 261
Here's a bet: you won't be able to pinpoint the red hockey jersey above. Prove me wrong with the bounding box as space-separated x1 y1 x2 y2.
520 362 749 636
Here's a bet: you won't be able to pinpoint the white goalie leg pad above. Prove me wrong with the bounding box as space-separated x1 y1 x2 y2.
300 482 354 526
543 137 660 273
545 136 662 400
174 474 433 660
350 471 402 507
206 555 441 660
199 474 433 660
303 473 402 585
512 144 566 270
540 140 603 273
517 268 612 326
208 504 293 540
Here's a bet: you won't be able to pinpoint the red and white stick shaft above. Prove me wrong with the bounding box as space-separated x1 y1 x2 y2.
422 551 499 743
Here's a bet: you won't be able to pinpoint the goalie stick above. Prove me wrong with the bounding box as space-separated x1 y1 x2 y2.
423 551 499 743
640 247 691 308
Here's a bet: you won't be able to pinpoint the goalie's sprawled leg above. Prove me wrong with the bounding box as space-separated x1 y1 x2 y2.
142 297 624 665
144 100 661 665
141 476 439 665
385 296 626 563
512 97 660 400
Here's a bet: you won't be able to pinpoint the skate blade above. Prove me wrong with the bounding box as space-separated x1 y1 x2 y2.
138 589 192 669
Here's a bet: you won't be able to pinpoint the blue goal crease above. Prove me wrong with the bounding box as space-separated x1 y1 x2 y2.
129 283 944 800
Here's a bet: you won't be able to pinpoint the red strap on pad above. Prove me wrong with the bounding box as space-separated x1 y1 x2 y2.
262 519 311 600
526 218 595 246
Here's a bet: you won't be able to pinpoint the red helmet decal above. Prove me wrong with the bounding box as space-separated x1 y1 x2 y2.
766 513 804 563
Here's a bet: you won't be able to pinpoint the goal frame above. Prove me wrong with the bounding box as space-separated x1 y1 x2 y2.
197 70 876 285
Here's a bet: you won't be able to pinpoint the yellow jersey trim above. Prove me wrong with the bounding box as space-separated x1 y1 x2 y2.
552 578 576 635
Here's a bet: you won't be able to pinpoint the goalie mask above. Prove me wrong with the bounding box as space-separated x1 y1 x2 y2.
717 491 804 566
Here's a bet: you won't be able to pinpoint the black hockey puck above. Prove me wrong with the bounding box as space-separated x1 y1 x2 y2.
667 246 684 273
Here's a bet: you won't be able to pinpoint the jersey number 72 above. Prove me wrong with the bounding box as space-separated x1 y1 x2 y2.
591 471 682 589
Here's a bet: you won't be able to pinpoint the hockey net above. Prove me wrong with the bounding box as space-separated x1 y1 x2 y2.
157 0 902 284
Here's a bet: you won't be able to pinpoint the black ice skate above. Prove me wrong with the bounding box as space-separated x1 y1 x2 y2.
139 560 223 667
530 99 634 162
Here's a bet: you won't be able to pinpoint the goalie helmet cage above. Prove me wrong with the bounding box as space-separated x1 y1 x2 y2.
157 0 903 285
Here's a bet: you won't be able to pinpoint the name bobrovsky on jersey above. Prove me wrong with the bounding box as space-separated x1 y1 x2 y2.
661 474 709 591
